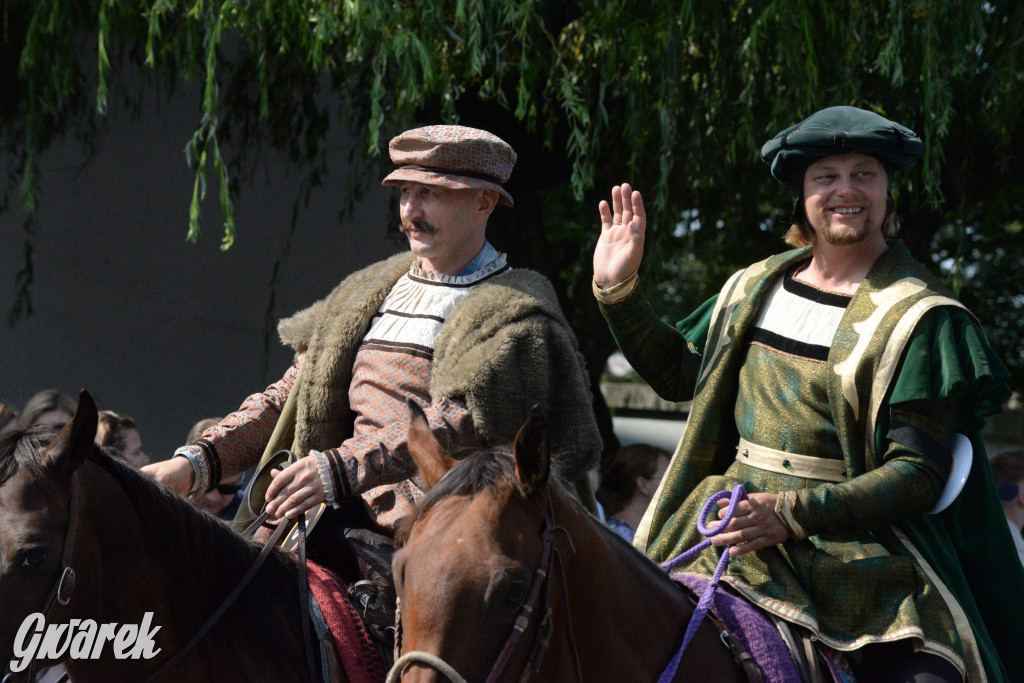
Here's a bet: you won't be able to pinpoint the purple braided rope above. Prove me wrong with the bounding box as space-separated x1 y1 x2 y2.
656 484 747 683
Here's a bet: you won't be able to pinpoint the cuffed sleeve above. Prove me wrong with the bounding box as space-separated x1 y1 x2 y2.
597 282 712 402
787 401 952 537
322 396 476 496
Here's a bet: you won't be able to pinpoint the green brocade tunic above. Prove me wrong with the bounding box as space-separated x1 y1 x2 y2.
600 242 1024 682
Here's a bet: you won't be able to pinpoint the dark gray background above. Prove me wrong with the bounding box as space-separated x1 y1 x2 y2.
1 91 398 458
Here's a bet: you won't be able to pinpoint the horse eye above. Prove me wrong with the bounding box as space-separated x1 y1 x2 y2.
505 581 528 607
392 555 406 594
20 548 49 570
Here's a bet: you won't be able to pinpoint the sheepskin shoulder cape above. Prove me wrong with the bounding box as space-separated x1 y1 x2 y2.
276 251 602 481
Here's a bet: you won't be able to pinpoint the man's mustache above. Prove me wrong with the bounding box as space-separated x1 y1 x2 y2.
400 219 437 235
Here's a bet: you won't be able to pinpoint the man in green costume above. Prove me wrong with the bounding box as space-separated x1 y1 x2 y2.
592 106 1024 681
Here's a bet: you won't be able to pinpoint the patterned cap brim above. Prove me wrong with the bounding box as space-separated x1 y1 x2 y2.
382 167 514 207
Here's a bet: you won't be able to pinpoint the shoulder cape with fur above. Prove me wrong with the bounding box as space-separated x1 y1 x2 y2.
638 241 1024 682
268 251 601 483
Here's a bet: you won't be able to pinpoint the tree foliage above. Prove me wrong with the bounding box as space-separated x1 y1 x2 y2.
4 1 1024 413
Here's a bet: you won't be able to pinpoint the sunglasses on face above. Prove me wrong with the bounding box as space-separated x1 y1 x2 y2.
215 483 242 495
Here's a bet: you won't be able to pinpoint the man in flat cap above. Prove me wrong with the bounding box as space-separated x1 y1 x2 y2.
592 107 1024 681
148 124 600 543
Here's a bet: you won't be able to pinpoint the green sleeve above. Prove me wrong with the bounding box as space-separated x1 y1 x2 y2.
794 305 1011 539
889 306 1024 680
890 306 1011 431
598 285 716 402
791 401 951 537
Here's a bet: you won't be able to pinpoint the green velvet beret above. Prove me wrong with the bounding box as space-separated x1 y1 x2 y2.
761 106 923 184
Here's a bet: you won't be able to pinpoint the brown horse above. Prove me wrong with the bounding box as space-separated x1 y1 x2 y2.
0 391 340 682
389 405 748 682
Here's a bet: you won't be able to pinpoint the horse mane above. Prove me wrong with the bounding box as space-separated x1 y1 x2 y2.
86 450 304 666
396 445 688 597
396 448 535 544
2 428 303 676
0 428 44 486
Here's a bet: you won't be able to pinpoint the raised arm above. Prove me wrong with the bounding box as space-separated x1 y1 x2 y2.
594 183 647 288
593 183 705 402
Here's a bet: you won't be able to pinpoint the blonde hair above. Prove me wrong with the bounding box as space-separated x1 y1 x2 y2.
19 389 76 429
0 403 18 432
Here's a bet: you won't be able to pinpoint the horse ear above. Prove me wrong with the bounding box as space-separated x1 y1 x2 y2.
42 389 98 477
513 405 550 496
406 399 457 488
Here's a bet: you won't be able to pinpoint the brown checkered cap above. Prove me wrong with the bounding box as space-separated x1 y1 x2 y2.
381 125 517 207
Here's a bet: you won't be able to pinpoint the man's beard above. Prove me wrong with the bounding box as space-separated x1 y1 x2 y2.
400 219 437 235
810 208 876 247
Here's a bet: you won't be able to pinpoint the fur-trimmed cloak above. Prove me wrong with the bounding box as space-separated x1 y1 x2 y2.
271 252 601 482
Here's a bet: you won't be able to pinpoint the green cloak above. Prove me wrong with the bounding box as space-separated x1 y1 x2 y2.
607 242 1022 681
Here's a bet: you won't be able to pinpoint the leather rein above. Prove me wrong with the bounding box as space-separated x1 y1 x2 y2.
388 498 583 683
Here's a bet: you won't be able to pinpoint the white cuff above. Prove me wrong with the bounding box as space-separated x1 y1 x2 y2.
173 445 209 496
312 450 339 508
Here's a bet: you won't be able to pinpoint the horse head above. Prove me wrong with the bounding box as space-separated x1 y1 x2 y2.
392 401 560 682
2 391 329 682
0 390 98 680
405 398 551 494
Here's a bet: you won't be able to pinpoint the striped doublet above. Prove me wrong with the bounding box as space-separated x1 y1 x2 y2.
361 255 509 360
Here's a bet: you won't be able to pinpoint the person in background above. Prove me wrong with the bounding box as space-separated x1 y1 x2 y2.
187 417 222 445
18 389 75 430
95 410 150 468
198 472 244 519
991 449 1024 569
0 403 18 437
598 443 671 543
187 417 243 519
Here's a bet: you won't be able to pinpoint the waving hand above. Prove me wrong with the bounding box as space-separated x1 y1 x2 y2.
593 183 647 288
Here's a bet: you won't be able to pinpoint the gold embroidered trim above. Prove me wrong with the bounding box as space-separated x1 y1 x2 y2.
864 295 966 470
833 277 928 421
592 270 639 304
774 490 809 541
890 528 974 682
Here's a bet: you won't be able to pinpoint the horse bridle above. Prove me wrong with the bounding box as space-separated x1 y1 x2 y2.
388 499 583 683
4 459 319 683
2 474 81 683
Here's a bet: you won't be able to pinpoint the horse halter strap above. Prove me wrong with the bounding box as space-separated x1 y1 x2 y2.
389 498 582 683
483 499 559 683
2 475 81 683
44 474 81 613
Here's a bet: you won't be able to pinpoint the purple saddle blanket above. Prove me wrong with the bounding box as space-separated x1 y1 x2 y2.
673 573 802 683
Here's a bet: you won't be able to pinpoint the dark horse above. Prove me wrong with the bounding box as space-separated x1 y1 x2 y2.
389 405 748 682
0 391 342 682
